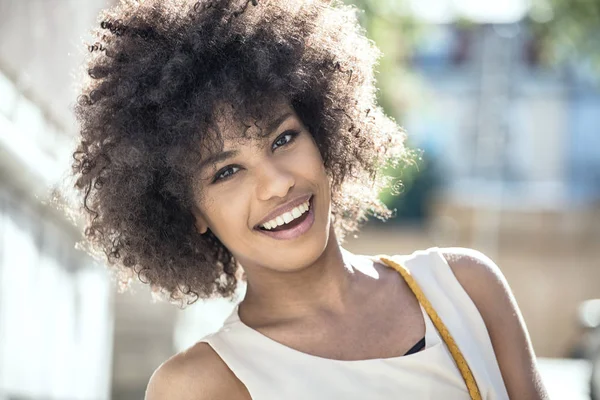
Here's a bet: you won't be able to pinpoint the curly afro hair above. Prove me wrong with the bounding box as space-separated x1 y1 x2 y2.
71 0 407 305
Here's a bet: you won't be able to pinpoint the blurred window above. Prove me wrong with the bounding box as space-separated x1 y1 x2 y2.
411 25 472 69
13 96 45 147
0 72 71 188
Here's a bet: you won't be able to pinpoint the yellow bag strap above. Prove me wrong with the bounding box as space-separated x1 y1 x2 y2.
378 256 483 400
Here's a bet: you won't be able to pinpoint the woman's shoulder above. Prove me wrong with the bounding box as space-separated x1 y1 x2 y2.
438 247 549 398
145 341 251 400
394 246 503 284
404 246 508 312
384 246 510 328
436 247 508 305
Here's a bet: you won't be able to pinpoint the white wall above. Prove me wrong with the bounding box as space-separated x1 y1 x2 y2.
0 188 113 400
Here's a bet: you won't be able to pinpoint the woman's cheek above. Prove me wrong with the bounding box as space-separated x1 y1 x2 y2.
213 185 251 229
291 141 322 171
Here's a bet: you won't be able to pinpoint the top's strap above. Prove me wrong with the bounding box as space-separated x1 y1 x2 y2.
378 256 483 400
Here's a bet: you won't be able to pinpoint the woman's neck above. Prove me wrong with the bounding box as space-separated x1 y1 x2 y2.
239 230 373 323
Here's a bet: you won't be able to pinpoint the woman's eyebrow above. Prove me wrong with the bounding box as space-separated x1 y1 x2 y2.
199 149 239 170
199 112 294 170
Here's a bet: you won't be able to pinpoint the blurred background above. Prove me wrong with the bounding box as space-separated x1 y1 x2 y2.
0 0 599 399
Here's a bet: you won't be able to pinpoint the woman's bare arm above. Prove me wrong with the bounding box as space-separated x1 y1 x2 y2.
442 247 549 399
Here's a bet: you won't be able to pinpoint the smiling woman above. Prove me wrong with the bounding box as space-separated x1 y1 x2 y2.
68 0 548 399
71 0 406 303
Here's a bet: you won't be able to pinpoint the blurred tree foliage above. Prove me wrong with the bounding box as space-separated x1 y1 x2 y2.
528 0 600 71
378 147 441 221
343 0 439 223
344 0 423 120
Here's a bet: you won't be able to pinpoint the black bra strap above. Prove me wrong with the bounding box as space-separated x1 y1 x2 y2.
403 337 426 356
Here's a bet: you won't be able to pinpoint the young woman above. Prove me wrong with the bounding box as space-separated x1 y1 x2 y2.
71 0 548 398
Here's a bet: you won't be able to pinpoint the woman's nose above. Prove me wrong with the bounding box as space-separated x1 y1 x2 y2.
255 159 295 201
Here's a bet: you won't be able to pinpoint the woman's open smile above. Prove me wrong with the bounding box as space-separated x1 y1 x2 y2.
255 195 315 240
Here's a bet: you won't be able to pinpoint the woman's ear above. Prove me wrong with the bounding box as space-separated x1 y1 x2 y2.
192 207 209 234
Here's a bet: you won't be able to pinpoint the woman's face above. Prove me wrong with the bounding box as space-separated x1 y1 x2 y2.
192 104 334 273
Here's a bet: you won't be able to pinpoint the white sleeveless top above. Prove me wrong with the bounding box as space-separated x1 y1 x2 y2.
200 247 510 399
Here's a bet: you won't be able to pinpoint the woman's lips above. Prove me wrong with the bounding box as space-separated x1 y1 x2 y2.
256 196 315 240
254 194 312 229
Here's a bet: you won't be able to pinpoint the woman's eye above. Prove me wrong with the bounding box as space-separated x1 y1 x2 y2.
272 130 299 150
213 166 240 183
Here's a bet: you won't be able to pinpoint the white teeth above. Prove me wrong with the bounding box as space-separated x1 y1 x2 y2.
260 200 310 230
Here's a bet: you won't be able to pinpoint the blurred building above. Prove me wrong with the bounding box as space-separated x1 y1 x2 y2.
0 2 216 399
0 1 114 399
402 21 600 357
407 22 600 206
